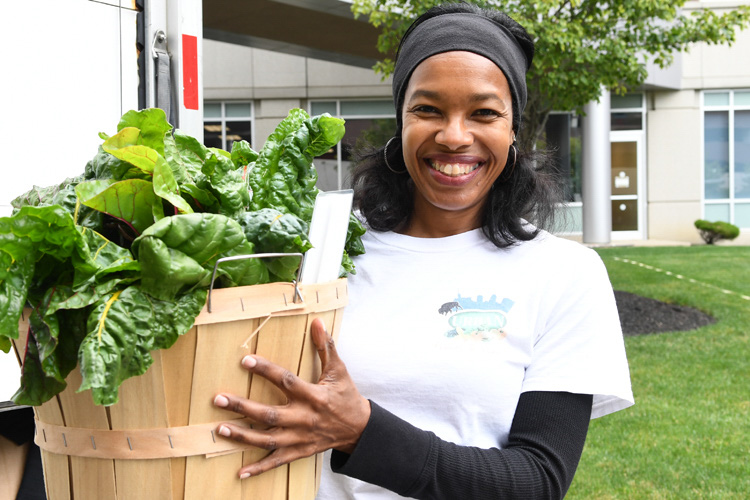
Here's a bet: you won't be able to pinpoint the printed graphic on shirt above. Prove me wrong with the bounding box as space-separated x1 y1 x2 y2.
439 294 514 342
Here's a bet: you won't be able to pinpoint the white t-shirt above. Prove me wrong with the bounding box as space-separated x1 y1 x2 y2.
318 228 633 499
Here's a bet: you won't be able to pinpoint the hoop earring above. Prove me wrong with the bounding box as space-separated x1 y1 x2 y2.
501 145 518 181
384 137 407 174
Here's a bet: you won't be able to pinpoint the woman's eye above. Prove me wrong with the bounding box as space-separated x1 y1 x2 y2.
413 105 439 114
474 109 500 118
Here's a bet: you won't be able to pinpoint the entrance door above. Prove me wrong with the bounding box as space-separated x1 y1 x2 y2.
610 131 645 239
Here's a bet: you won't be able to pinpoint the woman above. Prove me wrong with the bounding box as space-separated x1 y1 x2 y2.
212 3 634 498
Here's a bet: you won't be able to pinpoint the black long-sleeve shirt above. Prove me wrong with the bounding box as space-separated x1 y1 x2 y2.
331 391 593 499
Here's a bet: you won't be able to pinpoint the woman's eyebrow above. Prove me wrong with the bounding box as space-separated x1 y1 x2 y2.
407 89 440 103
407 89 506 104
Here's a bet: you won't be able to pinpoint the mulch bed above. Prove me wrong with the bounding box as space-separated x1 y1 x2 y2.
614 290 716 336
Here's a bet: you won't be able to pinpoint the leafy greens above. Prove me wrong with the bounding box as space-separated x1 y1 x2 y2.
0 107 364 406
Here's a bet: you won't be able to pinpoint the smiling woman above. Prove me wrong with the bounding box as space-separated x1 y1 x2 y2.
400 51 516 237
214 4 634 499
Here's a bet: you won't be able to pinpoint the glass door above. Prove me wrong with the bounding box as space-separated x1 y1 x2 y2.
610 131 645 239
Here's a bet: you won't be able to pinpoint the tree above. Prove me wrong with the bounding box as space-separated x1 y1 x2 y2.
351 0 750 151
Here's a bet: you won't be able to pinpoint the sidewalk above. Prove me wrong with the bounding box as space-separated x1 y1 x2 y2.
561 235 693 248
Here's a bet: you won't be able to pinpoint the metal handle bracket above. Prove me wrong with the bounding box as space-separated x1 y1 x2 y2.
208 253 304 313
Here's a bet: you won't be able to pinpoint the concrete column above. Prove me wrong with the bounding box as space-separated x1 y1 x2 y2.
582 87 612 244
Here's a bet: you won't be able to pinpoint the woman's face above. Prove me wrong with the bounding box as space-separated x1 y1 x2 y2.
400 51 514 237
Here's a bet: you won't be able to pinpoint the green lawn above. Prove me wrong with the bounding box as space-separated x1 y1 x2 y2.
566 245 750 500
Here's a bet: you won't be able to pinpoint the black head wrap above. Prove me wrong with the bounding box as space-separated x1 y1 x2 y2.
393 12 530 134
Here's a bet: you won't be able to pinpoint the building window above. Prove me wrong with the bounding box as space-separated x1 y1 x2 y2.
545 113 582 204
703 90 750 228
546 93 645 234
309 100 396 191
203 101 254 151
610 93 645 131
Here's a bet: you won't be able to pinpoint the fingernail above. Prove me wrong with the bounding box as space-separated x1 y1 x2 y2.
240 472 251 480
214 394 229 407
241 356 257 369
218 425 231 437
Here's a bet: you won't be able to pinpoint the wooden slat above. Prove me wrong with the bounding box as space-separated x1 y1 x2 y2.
108 353 172 500
315 452 323 493
11 329 70 500
192 279 348 326
161 325 199 500
241 314 307 500
184 320 257 500
57 368 116 500
287 310 336 500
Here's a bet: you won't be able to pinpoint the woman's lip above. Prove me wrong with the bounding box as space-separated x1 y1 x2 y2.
424 159 483 184
425 156 484 178
425 154 485 164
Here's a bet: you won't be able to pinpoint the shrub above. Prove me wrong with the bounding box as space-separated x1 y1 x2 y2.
694 219 740 244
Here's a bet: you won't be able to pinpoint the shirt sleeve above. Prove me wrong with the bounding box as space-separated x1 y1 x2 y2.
522 249 634 418
331 391 593 500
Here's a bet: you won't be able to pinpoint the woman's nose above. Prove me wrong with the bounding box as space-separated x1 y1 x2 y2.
435 117 473 150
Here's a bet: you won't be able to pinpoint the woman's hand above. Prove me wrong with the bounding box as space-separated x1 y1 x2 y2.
213 317 371 479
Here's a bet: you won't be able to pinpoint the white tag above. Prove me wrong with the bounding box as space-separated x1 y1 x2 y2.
300 190 354 284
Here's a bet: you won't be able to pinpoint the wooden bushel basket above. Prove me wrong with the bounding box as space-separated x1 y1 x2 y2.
11 278 348 500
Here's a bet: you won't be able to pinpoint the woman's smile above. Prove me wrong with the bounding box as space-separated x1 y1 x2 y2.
426 157 483 178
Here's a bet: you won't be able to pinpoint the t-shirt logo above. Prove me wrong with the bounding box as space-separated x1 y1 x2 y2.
439 294 514 342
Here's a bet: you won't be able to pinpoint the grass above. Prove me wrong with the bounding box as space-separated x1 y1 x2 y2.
566 245 750 500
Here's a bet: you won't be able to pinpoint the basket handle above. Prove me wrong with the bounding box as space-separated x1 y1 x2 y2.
208 253 304 313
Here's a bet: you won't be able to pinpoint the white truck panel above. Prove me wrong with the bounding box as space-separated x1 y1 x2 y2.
0 0 140 401
0 0 139 218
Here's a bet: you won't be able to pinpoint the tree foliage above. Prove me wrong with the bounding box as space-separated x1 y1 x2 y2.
351 0 750 150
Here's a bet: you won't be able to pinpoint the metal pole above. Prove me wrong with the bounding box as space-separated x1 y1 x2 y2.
582 86 612 244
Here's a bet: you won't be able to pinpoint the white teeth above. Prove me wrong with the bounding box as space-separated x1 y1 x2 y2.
429 160 479 177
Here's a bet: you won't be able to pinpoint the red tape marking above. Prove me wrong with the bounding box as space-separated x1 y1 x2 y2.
182 34 199 110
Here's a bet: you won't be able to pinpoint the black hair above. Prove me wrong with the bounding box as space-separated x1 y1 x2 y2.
351 3 562 248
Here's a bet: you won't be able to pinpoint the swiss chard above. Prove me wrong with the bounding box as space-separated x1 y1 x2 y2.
0 107 365 406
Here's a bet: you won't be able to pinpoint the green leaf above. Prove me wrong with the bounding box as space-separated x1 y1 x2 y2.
102 143 194 215
0 252 35 341
152 152 195 214
238 208 312 281
77 286 206 406
75 179 164 235
10 177 103 230
231 140 259 169
101 144 158 176
117 108 173 156
163 132 220 212
12 331 68 406
248 110 344 220
131 213 268 300
84 146 135 181
77 227 140 281
201 152 249 217
133 237 212 300
0 206 91 331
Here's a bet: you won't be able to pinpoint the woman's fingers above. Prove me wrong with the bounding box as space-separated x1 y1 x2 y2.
212 317 371 478
311 317 333 369
216 422 300 451
311 317 347 381
239 354 309 399
213 393 295 427
237 445 315 479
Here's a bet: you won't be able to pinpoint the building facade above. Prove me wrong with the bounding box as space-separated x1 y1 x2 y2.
202 0 750 245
